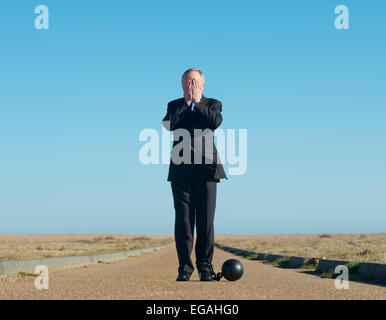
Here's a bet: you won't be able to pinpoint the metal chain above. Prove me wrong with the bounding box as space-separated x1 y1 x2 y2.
209 264 222 281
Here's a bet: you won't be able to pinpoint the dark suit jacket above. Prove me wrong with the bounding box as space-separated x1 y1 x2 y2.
162 95 227 182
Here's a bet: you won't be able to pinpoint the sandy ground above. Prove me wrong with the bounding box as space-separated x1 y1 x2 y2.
215 233 386 263
0 244 385 300
0 234 173 261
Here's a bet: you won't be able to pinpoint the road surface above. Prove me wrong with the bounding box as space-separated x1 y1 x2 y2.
0 244 384 299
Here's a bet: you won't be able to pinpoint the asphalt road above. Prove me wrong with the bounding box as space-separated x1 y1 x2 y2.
0 245 385 300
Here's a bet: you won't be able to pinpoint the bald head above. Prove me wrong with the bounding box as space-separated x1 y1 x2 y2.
181 68 205 92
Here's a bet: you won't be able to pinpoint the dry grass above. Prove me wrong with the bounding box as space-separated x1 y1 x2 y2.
215 233 386 263
0 234 173 261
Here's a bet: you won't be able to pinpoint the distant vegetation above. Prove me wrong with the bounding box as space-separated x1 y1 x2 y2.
215 233 386 263
0 234 173 261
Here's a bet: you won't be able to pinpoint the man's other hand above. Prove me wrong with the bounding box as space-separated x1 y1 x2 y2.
192 78 203 104
184 79 193 105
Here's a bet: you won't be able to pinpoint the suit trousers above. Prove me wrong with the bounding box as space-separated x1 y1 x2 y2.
171 179 217 274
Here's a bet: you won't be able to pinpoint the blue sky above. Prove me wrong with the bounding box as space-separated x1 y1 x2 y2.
0 1 385 234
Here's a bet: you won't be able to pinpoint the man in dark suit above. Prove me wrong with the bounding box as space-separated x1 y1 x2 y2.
162 68 227 281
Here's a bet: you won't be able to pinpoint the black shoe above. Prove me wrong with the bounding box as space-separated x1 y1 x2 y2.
176 272 191 281
199 271 215 281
